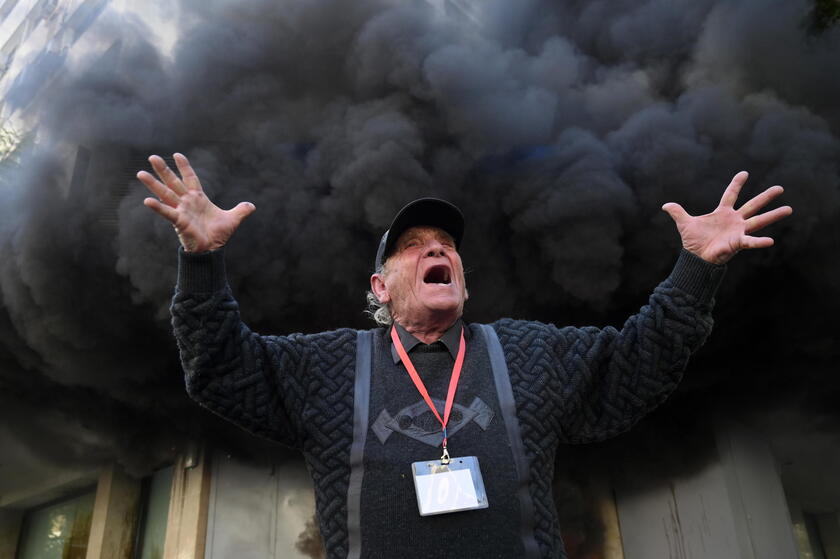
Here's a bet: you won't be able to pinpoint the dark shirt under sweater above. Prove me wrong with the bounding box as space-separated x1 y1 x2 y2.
172 248 725 559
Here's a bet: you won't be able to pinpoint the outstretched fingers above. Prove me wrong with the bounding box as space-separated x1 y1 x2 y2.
173 153 202 191
143 197 179 224
745 205 793 234
149 155 188 196
718 171 749 209
661 202 691 225
738 185 785 218
740 235 775 250
137 170 180 207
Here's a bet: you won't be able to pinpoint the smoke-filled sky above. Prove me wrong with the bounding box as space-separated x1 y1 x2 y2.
0 0 838 522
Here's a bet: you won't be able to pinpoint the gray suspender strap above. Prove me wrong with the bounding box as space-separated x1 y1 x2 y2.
480 324 541 559
347 330 373 559
348 327 538 557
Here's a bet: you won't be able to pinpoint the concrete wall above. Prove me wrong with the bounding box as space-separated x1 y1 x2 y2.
615 457 742 558
204 452 317 559
163 448 212 559
85 464 141 559
614 422 799 559
716 422 799 559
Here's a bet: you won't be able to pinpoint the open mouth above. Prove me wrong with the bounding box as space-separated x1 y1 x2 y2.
423 265 452 285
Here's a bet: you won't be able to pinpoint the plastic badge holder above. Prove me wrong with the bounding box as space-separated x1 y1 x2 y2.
411 455 489 516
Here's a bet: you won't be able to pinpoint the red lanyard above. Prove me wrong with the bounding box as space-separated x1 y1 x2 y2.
391 325 466 455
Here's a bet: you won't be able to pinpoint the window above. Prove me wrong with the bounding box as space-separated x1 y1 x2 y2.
15 490 95 559
133 466 173 559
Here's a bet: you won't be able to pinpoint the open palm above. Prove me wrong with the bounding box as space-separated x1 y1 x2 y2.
137 153 255 253
662 171 793 265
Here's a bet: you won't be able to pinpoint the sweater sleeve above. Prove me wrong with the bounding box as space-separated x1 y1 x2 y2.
494 249 725 444
171 248 317 448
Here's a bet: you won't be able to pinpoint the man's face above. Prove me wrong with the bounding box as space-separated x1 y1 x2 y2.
372 226 468 326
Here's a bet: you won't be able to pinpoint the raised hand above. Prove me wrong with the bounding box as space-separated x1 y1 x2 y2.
661 171 793 265
137 153 255 253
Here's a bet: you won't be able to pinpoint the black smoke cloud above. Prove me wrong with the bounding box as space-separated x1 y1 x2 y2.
0 0 838 532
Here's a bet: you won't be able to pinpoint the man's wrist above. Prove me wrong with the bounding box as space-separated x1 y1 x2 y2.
693 248 731 266
668 249 727 306
177 247 228 293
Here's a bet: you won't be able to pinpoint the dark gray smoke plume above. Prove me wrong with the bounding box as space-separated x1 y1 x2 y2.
1 0 838 551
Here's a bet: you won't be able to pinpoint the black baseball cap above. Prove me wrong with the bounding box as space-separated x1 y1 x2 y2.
374 198 464 272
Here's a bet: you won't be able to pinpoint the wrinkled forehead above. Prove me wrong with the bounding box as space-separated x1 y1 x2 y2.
394 226 456 249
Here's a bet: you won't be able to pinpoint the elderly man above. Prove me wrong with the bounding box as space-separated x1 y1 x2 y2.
138 153 791 559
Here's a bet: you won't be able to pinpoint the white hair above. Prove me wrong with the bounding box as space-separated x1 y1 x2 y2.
365 261 393 326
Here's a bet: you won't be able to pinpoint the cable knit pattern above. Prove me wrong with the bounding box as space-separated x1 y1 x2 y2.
171 247 723 559
175 293 359 556
491 267 716 556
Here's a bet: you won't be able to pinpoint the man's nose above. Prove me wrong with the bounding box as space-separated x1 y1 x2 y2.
424 240 447 257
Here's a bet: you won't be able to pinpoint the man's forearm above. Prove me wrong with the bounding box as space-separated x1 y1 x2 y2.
171 248 306 446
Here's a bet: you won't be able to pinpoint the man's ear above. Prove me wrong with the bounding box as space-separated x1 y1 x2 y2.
370 273 390 304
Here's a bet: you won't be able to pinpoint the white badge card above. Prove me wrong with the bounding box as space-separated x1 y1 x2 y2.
411 456 489 516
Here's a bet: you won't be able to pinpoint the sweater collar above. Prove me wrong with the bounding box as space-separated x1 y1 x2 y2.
390 319 464 363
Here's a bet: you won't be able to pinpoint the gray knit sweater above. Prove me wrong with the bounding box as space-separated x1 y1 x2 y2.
172 248 724 559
